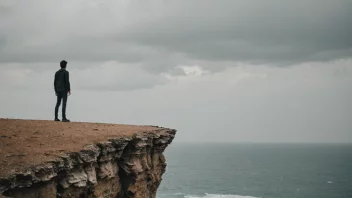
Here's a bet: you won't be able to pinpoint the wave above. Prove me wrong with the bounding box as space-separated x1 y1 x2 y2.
184 193 259 198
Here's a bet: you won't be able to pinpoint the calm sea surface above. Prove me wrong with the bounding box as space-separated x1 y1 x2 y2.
157 143 352 198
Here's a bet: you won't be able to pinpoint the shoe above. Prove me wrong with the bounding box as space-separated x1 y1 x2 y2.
54 118 61 121
62 118 70 122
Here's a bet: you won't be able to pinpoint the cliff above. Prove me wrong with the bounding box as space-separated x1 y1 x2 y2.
0 119 176 198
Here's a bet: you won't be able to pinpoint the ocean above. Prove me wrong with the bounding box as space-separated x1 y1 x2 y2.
157 143 352 198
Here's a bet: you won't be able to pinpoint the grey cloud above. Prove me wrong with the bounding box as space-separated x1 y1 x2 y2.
118 0 352 64
0 0 351 72
73 62 169 91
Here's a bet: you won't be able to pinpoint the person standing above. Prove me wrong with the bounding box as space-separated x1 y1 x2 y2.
54 60 71 122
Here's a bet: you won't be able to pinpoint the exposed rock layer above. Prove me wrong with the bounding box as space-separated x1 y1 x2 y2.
0 119 176 198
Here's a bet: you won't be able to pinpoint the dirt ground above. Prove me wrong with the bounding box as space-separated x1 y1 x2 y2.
0 119 161 178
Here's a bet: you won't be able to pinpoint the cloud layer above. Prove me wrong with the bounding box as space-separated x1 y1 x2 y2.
0 0 351 142
1 0 351 67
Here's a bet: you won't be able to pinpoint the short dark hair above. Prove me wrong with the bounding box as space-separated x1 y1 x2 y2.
60 60 67 68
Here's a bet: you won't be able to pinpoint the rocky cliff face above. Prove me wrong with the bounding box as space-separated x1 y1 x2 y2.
0 120 176 198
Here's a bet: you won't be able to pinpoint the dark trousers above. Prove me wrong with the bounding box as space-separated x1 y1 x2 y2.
55 91 68 119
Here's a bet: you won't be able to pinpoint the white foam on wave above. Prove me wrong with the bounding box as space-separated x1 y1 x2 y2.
184 193 259 198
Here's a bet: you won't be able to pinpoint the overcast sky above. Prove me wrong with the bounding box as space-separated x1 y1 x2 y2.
0 0 351 143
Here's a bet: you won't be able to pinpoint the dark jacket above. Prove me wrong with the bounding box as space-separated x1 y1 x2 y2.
54 69 71 92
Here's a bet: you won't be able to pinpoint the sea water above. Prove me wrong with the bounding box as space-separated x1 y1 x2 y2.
157 143 352 198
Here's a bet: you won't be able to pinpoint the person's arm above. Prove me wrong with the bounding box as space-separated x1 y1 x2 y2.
66 71 71 94
54 72 58 95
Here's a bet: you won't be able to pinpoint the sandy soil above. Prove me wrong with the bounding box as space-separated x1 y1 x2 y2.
0 119 161 178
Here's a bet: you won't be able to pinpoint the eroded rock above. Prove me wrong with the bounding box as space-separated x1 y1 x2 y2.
0 127 176 198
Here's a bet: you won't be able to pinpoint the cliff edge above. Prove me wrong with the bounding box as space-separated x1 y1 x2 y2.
0 119 176 198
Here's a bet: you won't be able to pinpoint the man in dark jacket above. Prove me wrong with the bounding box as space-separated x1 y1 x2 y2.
54 60 71 122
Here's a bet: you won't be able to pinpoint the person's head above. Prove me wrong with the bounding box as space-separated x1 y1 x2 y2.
60 60 67 68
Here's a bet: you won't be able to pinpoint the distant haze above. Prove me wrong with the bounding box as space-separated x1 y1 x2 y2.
0 0 351 143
